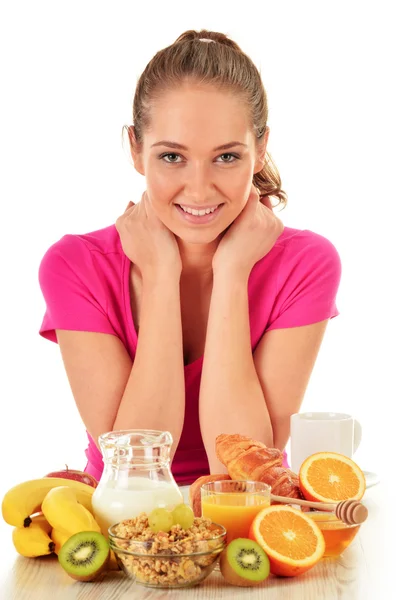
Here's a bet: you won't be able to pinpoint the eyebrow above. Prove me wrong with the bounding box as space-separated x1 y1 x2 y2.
151 141 248 151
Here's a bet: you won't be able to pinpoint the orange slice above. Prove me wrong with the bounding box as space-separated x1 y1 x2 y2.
249 505 325 577
299 452 366 503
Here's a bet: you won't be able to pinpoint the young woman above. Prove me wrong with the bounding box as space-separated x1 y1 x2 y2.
38 29 341 486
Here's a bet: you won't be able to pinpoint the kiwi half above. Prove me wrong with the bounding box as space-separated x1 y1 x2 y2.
58 531 110 582
219 538 270 587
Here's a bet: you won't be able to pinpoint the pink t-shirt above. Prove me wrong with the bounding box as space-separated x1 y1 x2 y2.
38 224 341 485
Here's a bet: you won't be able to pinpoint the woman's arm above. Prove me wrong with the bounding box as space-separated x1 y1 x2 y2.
113 273 185 453
199 269 329 472
56 272 185 459
199 271 273 472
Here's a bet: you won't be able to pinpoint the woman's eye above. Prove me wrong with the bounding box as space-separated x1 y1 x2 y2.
161 153 181 163
218 153 239 163
159 153 240 164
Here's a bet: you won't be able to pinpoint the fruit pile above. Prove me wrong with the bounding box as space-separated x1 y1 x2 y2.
1 468 114 581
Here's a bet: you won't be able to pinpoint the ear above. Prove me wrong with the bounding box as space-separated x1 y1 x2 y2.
254 126 269 174
128 125 145 175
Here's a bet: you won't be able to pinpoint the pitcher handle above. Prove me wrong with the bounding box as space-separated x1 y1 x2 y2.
353 419 362 453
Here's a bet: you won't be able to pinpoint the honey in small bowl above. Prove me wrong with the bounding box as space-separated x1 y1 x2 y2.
307 511 361 557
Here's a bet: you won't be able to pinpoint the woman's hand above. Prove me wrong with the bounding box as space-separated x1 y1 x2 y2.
116 191 182 280
212 184 284 278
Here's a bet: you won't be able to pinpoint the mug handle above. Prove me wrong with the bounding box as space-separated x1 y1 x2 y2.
353 419 362 453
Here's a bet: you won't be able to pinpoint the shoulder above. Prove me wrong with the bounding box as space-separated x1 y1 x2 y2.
41 224 121 260
276 226 340 253
274 226 341 273
38 224 123 286
258 226 342 332
39 224 121 269
252 225 342 294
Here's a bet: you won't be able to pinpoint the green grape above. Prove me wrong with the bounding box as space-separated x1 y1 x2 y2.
172 503 195 530
148 508 174 533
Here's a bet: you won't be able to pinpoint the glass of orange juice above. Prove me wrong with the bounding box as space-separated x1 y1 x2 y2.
201 480 271 543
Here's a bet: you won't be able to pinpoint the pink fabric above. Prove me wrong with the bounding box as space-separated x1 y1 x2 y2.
38 224 341 485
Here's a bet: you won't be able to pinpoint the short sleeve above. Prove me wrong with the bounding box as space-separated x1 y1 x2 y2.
38 235 117 343
266 231 342 331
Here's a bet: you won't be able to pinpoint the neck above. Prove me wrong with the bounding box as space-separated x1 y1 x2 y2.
177 238 218 282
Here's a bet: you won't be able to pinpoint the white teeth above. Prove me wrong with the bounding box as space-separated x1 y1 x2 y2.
180 205 219 216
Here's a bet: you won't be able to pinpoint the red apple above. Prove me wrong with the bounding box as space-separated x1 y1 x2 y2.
44 465 98 488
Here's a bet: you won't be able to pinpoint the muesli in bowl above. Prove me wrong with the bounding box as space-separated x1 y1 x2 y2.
109 512 226 588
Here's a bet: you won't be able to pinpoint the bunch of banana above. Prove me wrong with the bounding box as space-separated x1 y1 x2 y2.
2 477 95 528
2 478 100 558
12 513 54 558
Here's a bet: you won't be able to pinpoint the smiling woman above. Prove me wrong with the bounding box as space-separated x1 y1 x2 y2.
37 29 341 486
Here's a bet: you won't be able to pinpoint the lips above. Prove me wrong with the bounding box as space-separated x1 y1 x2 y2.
175 203 224 224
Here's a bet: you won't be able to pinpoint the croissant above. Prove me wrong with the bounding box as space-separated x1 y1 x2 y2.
215 433 304 500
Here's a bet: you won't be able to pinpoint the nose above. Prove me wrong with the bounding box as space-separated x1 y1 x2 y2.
183 162 214 203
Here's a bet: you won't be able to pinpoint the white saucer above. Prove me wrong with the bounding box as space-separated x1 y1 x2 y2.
364 471 381 489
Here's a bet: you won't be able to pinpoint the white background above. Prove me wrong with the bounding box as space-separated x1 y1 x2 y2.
1 1 396 503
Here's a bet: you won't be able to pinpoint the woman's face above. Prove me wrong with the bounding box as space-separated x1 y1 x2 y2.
132 83 267 244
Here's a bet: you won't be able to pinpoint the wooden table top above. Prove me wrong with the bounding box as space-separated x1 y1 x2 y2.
1 483 389 600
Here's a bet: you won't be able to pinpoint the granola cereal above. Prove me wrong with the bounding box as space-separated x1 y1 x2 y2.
110 513 226 587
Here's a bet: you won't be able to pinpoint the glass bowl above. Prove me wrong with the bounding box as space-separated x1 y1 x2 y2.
307 511 361 557
109 520 226 588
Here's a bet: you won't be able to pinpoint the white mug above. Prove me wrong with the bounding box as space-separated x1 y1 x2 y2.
290 412 362 474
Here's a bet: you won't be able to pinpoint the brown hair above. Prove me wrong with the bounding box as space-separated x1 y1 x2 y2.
124 29 287 209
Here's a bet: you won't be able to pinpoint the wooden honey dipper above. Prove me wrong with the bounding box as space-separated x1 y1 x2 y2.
271 494 368 525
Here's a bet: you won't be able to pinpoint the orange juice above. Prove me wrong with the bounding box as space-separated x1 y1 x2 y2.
201 493 270 543
308 512 360 557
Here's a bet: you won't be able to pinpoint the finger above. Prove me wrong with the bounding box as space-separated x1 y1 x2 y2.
139 191 152 219
246 185 261 210
252 184 261 199
233 186 259 225
129 191 148 220
252 183 273 211
141 191 160 223
259 195 273 210
124 201 135 212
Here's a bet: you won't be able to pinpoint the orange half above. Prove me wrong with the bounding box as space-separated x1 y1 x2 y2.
299 452 366 503
249 505 325 577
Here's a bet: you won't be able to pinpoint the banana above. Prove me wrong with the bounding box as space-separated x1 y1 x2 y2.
42 486 101 536
27 513 52 534
50 528 70 555
2 478 95 528
12 523 55 557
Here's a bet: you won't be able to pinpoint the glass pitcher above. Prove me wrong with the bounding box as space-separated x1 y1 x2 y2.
91 429 184 536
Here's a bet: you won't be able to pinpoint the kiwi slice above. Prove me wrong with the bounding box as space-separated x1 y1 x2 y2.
219 538 270 587
58 531 110 582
